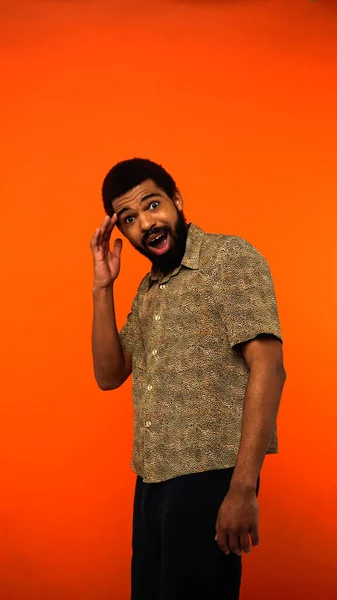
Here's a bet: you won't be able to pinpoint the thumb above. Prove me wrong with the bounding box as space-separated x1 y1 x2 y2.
113 238 123 258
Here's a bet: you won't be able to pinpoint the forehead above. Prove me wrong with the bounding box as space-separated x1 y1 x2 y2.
112 179 167 215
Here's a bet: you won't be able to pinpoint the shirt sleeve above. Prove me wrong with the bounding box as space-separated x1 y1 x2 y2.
215 237 282 348
119 293 140 354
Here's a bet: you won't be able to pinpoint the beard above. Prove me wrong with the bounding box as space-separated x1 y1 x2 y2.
133 210 189 275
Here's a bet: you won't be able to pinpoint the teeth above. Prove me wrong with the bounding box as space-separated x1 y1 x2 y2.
149 233 165 245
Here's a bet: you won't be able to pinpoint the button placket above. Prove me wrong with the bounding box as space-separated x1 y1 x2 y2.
144 282 164 446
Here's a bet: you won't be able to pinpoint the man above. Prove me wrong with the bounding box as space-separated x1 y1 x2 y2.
90 158 286 600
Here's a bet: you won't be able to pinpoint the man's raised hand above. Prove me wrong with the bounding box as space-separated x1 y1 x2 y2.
90 214 122 288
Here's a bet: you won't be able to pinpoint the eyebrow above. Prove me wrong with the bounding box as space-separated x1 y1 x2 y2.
116 193 159 219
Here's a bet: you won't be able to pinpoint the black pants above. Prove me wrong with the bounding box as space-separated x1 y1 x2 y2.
131 468 257 600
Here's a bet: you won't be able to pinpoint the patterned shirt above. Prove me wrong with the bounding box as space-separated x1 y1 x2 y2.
119 223 282 483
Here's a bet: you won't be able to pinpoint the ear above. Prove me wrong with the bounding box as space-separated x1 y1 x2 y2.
173 189 183 211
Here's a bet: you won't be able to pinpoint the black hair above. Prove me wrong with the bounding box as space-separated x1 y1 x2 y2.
102 158 177 217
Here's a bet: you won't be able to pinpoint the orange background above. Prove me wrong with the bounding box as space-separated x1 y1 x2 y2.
1 0 337 598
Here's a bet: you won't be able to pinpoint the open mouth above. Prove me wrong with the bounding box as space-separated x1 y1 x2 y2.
147 232 170 255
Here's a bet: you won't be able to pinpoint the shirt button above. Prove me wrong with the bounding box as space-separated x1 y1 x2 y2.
154 314 161 321
152 349 157 356
159 284 166 289
147 384 153 391
145 421 152 428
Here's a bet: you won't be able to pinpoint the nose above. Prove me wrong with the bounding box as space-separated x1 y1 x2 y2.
139 213 157 233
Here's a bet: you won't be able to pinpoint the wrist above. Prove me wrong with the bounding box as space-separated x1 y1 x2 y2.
92 282 114 295
230 477 257 496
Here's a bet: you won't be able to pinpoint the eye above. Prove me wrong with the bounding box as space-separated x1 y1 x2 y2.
124 215 134 225
149 200 159 210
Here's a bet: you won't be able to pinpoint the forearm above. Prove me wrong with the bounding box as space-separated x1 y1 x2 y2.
230 363 286 492
92 283 126 390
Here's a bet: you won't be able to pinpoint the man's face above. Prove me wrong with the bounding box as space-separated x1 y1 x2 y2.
112 179 189 273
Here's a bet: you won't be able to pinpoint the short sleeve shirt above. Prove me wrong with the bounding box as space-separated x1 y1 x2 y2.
119 223 282 483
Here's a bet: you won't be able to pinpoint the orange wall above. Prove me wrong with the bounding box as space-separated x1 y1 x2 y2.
1 0 337 598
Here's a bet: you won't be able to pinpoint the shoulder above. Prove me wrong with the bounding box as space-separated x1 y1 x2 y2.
200 232 267 268
198 232 274 289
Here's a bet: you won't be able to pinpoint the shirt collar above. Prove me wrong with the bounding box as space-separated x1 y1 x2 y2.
148 222 205 286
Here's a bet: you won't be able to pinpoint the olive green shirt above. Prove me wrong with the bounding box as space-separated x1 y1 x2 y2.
119 223 282 483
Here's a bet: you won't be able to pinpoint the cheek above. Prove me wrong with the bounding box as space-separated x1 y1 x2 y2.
127 225 143 246
162 207 178 223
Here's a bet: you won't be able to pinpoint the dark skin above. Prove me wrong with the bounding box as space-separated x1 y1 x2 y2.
112 179 184 257
92 179 286 555
215 335 286 555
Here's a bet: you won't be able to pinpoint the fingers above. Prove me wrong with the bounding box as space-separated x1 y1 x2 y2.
228 534 242 556
215 528 230 555
112 238 123 259
100 214 117 242
239 533 251 554
217 533 250 556
250 526 260 547
90 214 118 250
216 527 255 556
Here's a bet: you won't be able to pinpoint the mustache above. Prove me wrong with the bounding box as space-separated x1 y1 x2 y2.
142 227 170 246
